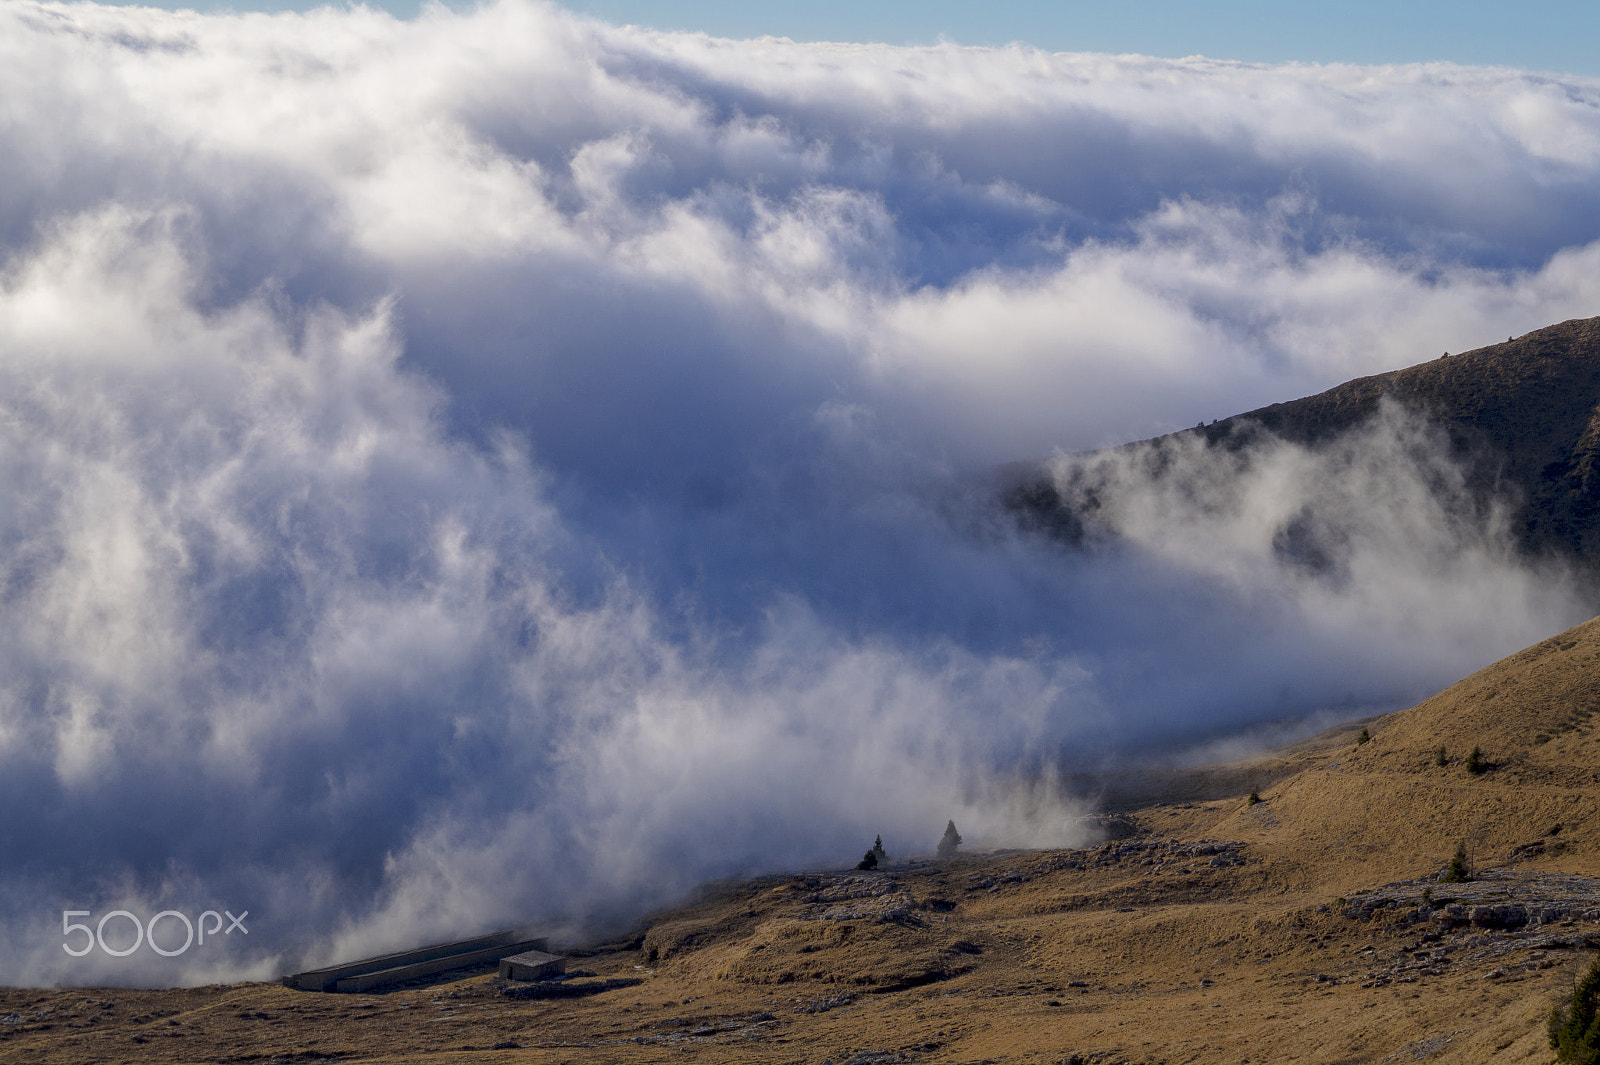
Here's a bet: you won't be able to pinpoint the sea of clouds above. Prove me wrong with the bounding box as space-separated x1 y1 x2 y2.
2 0 1599 984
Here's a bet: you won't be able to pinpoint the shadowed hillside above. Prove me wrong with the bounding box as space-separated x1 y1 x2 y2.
1008 315 1600 571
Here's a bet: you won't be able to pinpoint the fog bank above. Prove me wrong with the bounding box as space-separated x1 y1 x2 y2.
0 0 1596 983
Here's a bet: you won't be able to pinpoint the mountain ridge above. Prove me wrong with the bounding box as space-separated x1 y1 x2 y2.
1007 314 1600 569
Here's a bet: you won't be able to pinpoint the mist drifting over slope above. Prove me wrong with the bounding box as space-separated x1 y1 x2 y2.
1 0 1598 984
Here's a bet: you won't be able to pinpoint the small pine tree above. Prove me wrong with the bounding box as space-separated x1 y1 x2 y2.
1434 745 1448 767
1356 728 1370 746
1550 956 1600 1064
937 820 963 859
856 849 878 871
871 834 888 863
1247 790 1261 806
1466 746 1486 775
1440 840 1471 883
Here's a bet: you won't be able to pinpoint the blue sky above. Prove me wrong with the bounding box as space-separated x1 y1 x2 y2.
563 1 1599 73
89 0 1600 75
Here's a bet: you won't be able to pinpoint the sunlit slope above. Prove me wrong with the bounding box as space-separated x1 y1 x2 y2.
12 622 1600 1064
1208 613 1600 887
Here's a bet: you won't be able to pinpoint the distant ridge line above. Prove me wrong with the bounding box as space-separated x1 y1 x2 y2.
1006 314 1600 571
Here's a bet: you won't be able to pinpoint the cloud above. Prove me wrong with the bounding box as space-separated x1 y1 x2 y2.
1045 399 1583 695
0 0 1596 984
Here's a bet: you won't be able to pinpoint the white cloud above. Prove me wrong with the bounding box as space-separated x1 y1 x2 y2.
0 0 1596 984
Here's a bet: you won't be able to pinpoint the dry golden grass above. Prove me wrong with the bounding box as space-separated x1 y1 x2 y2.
10 615 1600 1064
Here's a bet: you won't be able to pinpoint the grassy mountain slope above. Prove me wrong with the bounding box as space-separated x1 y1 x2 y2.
1200 614 1600 884
1009 315 1600 567
1221 317 1600 561
11 617 1600 1064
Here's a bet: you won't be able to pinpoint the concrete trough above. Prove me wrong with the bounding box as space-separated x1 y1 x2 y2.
498 948 566 983
284 930 548 993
